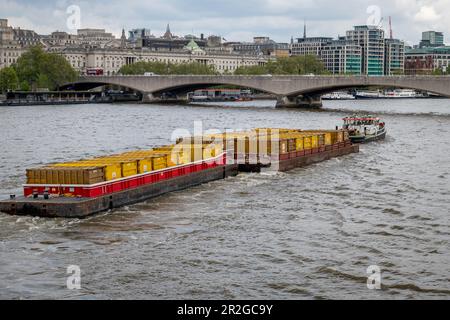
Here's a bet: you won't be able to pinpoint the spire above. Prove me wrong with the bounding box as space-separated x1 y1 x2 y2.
163 23 173 39
121 28 126 48
303 21 307 40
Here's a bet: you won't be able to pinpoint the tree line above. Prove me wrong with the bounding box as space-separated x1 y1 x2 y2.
234 55 330 75
118 55 330 76
0 46 78 93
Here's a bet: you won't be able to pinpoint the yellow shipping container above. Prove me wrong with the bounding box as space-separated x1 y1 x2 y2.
257 136 273 155
137 159 152 174
203 142 224 159
153 145 175 153
150 155 168 171
178 149 192 164
324 133 332 146
147 150 181 166
52 162 122 181
76 160 136 178
121 161 138 177
295 137 304 151
318 134 325 147
179 144 203 163
304 136 312 150
311 136 319 148
26 167 105 185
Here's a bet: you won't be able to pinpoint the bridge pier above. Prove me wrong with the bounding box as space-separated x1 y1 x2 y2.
276 94 323 109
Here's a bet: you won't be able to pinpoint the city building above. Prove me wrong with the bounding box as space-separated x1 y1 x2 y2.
0 18 409 77
384 38 405 75
141 24 208 51
42 31 80 48
0 19 27 69
128 28 152 42
320 38 362 74
77 28 117 48
405 46 450 75
420 31 444 48
290 25 404 76
57 40 268 76
346 25 385 76
0 19 14 43
206 35 222 48
290 37 333 56
13 28 41 47
290 36 362 74
227 37 289 57
0 19 269 75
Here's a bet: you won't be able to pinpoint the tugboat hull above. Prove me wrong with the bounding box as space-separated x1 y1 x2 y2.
350 129 386 144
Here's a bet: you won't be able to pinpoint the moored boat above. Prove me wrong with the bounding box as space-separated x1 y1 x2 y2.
343 116 387 143
322 92 356 100
355 89 425 99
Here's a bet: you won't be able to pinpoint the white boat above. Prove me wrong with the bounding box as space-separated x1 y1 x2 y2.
355 89 424 99
383 89 423 98
354 91 384 99
322 92 356 100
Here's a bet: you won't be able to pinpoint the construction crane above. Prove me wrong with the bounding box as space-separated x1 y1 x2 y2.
389 16 393 39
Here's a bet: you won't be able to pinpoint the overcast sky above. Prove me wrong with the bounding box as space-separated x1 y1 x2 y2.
1 0 448 46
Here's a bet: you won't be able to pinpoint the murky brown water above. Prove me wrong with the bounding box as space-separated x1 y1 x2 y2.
0 99 449 299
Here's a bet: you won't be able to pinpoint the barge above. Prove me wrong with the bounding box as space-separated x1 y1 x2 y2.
0 128 359 218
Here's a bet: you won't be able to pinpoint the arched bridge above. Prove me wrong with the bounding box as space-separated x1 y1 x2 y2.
62 75 450 108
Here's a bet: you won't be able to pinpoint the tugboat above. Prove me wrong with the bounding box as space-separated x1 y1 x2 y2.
343 116 387 143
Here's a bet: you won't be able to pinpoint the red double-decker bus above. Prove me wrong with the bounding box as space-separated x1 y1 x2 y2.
86 68 104 76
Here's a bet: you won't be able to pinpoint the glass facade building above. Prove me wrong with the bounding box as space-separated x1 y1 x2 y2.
346 26 385 76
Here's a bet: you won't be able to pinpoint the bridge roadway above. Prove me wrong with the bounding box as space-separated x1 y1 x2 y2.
63 75 450 108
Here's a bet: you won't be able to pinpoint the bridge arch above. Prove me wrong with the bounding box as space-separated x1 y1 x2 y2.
285 80 450 98
60 80 145 94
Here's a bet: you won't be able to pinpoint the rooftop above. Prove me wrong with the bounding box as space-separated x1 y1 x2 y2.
406 46 450 54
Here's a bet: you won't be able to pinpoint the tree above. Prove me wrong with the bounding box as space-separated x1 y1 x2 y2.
13 46 78 90
234 55 330 75
432 68 449 75
234 65 268 75
0 67 19 93
19 80 30 91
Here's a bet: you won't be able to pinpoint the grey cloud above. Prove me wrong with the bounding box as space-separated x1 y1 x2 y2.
1 0 448 45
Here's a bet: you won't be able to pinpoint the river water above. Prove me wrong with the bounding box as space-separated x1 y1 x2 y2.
0 99 449 300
